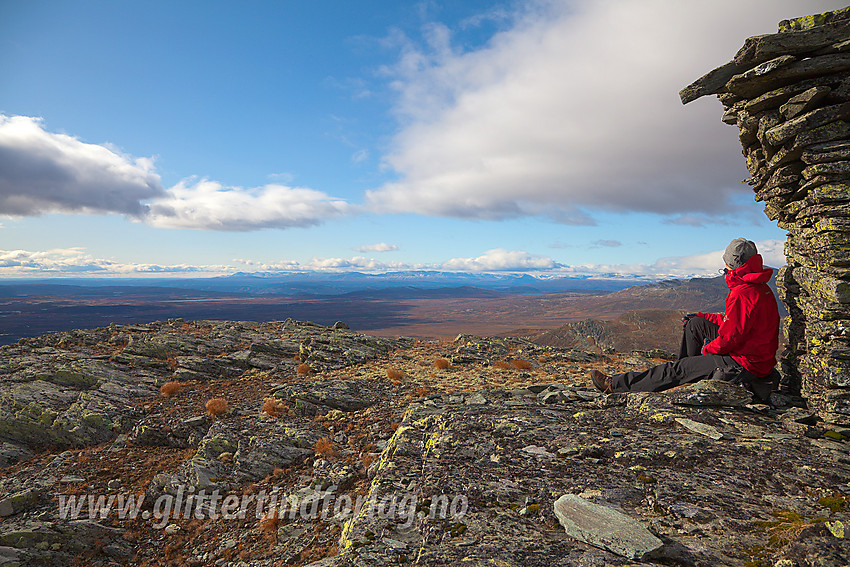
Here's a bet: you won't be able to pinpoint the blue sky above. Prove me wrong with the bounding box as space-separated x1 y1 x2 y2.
1 0 844 279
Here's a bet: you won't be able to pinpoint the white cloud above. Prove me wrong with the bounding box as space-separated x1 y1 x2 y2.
0 115 354 231
0 115 164 217
587 238 786 279
145 179 352 231
441 248 559 271
0 248 234 276
367 0 844 222
3 240 786 279
653 238 785 274
353 242 399 253
351 149 369 164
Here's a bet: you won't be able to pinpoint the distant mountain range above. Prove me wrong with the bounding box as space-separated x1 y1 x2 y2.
0 269 786 346
0 270 645 297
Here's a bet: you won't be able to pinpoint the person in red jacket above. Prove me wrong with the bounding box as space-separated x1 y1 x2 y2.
591 238 780 401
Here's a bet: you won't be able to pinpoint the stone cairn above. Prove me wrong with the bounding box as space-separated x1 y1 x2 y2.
681 7 850 425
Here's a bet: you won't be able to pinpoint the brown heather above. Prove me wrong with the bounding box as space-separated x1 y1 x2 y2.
386 367 404 381
205 397 228 417
262 397 285 417
434 358 450 370
258 509 280 542
159 380 182 397
314 436 338 459
297 363 313 375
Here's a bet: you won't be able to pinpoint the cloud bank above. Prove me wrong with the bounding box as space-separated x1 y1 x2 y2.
442 248 559 271
0 116 164 217
0 248 231 276
3 240 784 279
0 115 352 231
146 179 352 231
367 0 842 222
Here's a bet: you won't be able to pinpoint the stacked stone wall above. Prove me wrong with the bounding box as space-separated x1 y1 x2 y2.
681 7 850 425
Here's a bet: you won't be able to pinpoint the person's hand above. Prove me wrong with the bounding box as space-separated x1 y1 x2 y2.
701 338 711 355
682 313 698 328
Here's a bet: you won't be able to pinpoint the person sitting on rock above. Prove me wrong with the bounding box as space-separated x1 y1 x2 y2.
590 238 780 401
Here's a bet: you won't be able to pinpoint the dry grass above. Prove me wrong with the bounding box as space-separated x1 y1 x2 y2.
434 358 450 370
512 359 533 370
205 397 228 417
493 360 513 370
258 509 280 542
160 381 182 397
387 367 404 382
314 437 338 459
297 363 313 375
261 397 285 418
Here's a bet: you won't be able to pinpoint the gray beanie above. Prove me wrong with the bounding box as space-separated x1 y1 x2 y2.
723 238 757 269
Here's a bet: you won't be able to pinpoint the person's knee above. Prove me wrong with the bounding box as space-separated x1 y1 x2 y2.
684 316 703 335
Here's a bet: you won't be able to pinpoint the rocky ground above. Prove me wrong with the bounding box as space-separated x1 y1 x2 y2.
0 319 848 566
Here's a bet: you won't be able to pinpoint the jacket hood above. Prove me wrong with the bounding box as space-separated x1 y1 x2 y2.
726 253 772 286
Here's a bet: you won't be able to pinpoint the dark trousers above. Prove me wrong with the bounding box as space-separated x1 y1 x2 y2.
610 317 743 393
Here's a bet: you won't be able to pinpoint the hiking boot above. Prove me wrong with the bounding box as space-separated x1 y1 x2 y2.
590 370 612 394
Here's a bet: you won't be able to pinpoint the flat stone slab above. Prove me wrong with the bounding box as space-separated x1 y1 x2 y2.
554 494 663 560
675 418 726 440
667 379 753 407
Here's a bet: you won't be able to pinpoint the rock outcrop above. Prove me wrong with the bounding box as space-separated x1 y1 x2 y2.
681 6 850 426
0 319 848 566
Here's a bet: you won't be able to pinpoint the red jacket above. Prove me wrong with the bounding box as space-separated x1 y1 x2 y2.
696 253 780 377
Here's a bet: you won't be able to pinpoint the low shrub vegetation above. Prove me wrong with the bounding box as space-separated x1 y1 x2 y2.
205 397 228 417
159 381 182 397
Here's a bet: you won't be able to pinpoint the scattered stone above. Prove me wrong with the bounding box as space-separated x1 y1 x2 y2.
553 494 663 560
272 379 380 412
0 489 41 517
464 392 487 405
520 445 555 458
675 418 727 440
667 379 754 407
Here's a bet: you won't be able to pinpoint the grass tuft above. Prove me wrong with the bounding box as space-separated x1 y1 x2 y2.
314 436 338 459
205 397 228 417
160 381 182 397
297 363 313 375
262 397 286 418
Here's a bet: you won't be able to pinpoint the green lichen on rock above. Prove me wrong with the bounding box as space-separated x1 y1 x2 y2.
778 7 850 32
38 369 99 389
